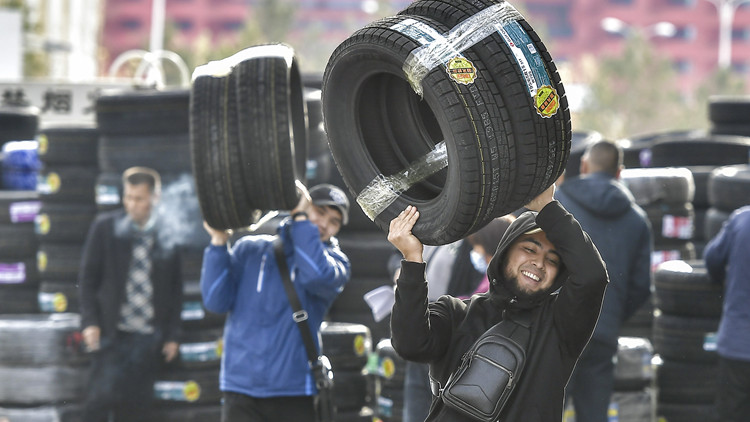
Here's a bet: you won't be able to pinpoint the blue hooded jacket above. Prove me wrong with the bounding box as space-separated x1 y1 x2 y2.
200 218 350 397
557 172 653 345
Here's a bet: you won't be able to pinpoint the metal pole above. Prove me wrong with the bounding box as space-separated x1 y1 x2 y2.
707 0 750 69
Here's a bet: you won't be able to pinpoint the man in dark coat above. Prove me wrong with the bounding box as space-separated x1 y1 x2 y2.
557 139 652 422
78 167 183 421
388 185 608 422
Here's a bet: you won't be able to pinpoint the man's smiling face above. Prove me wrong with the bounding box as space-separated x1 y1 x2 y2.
503 230 561 297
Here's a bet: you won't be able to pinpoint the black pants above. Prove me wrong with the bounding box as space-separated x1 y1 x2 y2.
717 355 750 422
221 391 316 422
82 331 161 422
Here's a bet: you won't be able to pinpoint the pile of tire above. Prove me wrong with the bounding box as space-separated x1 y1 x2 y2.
35 124 100 315
708 95 750 138
189 44 308 231
371 339 407 422
0 100 39 159
322 0 571 246
563 336 655 422
704 164 750 242
652 259 721 422
0 190 41 314
321 322 377 421
0 313 88 420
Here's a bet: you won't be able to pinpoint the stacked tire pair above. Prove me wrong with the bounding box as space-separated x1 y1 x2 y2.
645 132 750 256
652 260 721 421
704 164 750 242
0 191 41 314
190 44 307 231
709 96 750 138
372 339 407 422
34 125 99 315
563 337 655 422
96 88 220 419
321 322 377 421
0 102 39 164
323 0 571 246
0 313 87 419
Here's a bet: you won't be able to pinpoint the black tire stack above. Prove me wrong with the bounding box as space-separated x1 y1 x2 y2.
321 322 377 421
372 339 407 422
0 190 41 314
708 96 750 138
34 125 99 315
95 88 217 420
704 164 750 242
652 259 721 421
0 313 88 420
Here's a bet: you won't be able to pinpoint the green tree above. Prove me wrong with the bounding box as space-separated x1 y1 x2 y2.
573 34 697 140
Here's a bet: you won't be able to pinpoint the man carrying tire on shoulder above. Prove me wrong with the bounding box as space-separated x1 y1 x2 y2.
200 182 351 422
387 185 609 422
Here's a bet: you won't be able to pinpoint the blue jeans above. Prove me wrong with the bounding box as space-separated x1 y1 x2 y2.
565 339 618 422
403 361 433 422
221 392 316 422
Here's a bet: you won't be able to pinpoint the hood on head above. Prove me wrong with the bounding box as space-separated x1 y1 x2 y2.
486 210 569 306
559 172 633 218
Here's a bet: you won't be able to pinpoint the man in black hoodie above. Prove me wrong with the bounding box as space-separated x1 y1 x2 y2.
556 139 652 422
388 185 608 422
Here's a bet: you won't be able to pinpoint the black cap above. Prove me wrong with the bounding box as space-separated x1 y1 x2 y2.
309 184 350 225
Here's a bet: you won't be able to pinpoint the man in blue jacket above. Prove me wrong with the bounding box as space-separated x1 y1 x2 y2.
703 205 750 422
201 182 351 422
557 139 653 422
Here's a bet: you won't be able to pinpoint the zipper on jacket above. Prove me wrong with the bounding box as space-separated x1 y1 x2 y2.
257 254 267 292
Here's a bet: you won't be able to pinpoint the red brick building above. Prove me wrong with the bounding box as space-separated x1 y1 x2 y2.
100 0 750 91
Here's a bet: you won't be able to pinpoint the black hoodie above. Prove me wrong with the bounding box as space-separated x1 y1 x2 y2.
391 201 608 422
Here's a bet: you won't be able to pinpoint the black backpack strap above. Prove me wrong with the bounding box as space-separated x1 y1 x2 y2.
273 237 319 366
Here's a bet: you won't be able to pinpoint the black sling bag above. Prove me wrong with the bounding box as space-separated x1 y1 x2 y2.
273 238 335 422
432 309 532 422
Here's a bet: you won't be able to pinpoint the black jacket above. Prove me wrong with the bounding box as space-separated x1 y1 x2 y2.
557 172 652 346
78 209 183 344
391 201 608 422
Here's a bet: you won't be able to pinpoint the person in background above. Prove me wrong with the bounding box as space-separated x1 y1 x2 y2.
78 166 183 421
464 214 517 296
703 205 750 422
557 139 653 422
388 185 608 421
200 182 351 422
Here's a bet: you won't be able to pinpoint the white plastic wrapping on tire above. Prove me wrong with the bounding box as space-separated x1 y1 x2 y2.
357 141 448 220
396 3 524 96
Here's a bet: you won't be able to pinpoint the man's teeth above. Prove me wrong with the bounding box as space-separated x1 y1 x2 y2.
522 271 540 282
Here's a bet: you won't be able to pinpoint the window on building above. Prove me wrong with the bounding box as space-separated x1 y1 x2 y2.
732 62 750 73
673 25 696 40
668 0 695 6
732 28 750 42
175 20 193 31
673 59 692 74
525 3 573 39
221 21 244 31
120 19 142 30
609 0 633 4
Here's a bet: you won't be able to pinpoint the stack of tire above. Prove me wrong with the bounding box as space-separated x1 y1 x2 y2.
0 313 88 420
708 96 750 138
95 88 219 419
652 259 721 422
321 322 377 421
34 125 99 315
704 164 750 242
563 337 655 422
0 99 39 159
617 167 695 341
645 132 750 257
372 339 407 422
0 190 41 314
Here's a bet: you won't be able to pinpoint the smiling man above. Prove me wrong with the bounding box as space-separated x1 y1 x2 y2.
387 185 608 422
